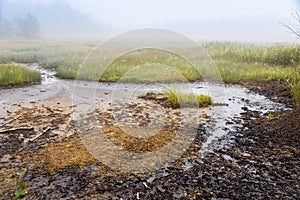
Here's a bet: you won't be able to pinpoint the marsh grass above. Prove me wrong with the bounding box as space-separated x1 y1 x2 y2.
0 40 299 103
0 64 41 86
205 42 300 66
215 60 297 83
286 68 300 105
56 48 203 82
164 89 212 108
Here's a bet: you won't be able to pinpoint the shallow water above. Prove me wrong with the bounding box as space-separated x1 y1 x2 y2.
0 63 289 155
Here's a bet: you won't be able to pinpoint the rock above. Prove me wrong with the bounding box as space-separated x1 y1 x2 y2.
156 185 166 192
40 89 46 92
223 155 233 161
241 152 251 157
1 154 12 163
156 96 168 101
82 166 99 173
241 106 248 111
199 113 209 119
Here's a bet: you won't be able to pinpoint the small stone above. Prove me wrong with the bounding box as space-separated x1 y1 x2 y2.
223 155 232 161
40 89 46 92
242 152 251 157
1 154 12 163
241 106 248 111
200 113 209 119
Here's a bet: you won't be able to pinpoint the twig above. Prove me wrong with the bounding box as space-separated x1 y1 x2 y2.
17 127 54 152
0 127 34 134
212 103 229 106
0 114 23 128
29 127 52 142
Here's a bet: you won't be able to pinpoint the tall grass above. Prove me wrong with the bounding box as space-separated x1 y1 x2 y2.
54 48 203 82
0 64 41 86
215 60 297 83
0 40 90 68
285 66 300 105
205 42 300 66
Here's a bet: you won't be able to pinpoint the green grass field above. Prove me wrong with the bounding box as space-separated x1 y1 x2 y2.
0 40 299 103
0 64 41 86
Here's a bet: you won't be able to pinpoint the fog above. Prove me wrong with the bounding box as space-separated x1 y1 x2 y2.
0 0 299 43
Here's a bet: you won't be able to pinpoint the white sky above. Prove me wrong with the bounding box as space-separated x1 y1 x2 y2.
61 0 296 23
5 0 300 42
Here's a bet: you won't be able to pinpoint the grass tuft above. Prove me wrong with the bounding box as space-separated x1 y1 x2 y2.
164 89 212 108
0 64 41 86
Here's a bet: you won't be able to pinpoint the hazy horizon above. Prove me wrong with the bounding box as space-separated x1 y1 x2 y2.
1 0 300 43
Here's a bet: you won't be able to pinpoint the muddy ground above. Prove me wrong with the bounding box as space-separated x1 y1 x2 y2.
0 80 299 199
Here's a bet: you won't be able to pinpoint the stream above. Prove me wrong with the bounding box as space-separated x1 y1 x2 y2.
0 63 289 158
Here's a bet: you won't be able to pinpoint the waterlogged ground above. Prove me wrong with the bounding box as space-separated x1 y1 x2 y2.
0 64 299 199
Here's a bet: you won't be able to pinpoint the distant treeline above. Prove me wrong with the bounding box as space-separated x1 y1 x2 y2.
0 0 39 39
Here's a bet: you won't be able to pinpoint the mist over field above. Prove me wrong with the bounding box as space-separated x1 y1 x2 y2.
0 0 112 39
0 0 299 43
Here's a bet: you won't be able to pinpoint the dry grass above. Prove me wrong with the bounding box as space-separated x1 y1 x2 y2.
23 135 100 174
104 125 177 153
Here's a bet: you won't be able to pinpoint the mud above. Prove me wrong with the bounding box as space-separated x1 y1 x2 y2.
243 80 295 107
0 64 299 199
2 106 298 199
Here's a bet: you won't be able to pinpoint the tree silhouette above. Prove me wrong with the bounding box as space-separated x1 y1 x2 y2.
0 0 12 38
0 1 40 39
16 13 40 38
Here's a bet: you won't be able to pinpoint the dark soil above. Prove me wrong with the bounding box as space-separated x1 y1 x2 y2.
243 80 295 107
0 80 299 199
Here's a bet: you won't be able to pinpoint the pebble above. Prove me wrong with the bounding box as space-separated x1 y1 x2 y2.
241 152 251 157
1 154 12 163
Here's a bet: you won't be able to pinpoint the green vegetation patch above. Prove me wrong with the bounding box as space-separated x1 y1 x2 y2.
0 64 41 86
164 89 212 108
205 42 300 67
140 90 212 108
58 48 203 83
